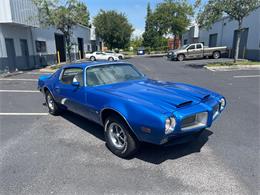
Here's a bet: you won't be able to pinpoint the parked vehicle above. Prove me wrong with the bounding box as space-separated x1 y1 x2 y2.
38 61 226 158
137 47 145 55
105 51 124 60
85 51 119 61
167 43 227 61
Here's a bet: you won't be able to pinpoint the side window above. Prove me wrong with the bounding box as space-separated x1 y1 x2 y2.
187 45 195 50
61 68 83 86
196 44 202 49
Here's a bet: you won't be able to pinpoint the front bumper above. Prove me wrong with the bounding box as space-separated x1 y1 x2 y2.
167 53 177 60
139 98 223 145
163 128 204 146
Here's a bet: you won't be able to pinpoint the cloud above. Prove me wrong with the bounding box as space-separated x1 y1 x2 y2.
132 28 144 38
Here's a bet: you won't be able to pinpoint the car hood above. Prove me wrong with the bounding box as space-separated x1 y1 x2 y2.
97 79 212 113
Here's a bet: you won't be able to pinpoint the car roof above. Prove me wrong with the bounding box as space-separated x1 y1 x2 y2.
61 61 129 69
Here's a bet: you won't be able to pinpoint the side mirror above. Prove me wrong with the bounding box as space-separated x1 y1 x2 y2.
72 81 80 87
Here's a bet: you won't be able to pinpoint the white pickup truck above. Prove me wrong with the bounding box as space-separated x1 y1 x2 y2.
167 43 227 61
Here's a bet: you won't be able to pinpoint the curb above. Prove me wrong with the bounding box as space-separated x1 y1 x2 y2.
0 71 24 78
39 68 56 73
205 65 260 71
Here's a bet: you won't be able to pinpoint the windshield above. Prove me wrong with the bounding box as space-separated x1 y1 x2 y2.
180 44 189 49
86 64 144 86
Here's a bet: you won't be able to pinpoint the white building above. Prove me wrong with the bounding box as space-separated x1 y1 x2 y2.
0 0 101 73
182 7 260 61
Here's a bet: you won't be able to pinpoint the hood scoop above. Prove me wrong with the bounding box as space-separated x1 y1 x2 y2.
176 101 193 108
202 94 210 101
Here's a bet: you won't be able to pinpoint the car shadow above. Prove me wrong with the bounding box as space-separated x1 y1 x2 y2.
136 129 213 164
60 111 105 142
60 111 213 164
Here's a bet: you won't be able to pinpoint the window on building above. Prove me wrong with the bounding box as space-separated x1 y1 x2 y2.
184 39 188 45
209 34 218 47
36 41 47 53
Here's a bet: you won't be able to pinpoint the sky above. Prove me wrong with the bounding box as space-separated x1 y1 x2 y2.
83 0 201 37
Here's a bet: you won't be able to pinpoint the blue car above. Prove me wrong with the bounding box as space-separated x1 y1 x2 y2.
38 61 226 158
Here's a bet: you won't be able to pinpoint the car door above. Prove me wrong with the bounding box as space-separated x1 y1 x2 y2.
194 44 203 58
101 52 109 60
94 52 102 60
186 44 196 59
54 67 88 117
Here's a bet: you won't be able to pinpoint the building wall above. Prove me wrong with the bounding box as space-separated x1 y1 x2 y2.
0 0 12 23
72 25 92 54
0 23 93 72
0 23 35 71
0 0 39 27
199 7 260 60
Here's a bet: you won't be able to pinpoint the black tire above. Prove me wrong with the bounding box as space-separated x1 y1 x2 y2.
118 56 123 60
213 51 220 59
104 115 139 158
90 56 96 61
108 57 114 61
177 54 185 61
45 90 60 115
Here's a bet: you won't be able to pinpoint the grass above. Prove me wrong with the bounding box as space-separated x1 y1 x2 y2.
207 60 260 67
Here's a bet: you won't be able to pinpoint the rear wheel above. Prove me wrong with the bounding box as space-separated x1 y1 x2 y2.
90 56 96 61
213 51 220 59
45 90 60 115
177 54 185 61
104 115 139 158
118 56 123 60
108 57 114 61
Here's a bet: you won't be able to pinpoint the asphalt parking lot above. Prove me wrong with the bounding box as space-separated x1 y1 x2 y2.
0 57 259 194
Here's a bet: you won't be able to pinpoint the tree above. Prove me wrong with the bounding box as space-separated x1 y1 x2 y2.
130 37 143 51
152 0 193 37
142 3 160 49
93 10 134 50
33 0 90 62
197 0 260 62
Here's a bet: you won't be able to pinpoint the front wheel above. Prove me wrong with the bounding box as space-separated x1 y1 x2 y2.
104 115 139 158
177 54 185 61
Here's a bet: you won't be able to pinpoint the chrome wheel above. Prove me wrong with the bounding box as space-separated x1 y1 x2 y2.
47 93 54 110
108 122 126 149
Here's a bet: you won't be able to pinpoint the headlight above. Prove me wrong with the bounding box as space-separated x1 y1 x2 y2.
165 117 176 134
219 98 226 111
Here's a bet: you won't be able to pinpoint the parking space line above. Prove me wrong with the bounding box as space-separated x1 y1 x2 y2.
26 72 51 75
0 78 37 81
0 113 48 116
233 75 260 78
0 90 39 93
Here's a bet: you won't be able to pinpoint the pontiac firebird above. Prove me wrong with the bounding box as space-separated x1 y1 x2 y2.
38 61 226 158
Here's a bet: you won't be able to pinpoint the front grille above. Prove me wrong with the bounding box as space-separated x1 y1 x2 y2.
181 112 208 131
181 115 196 128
